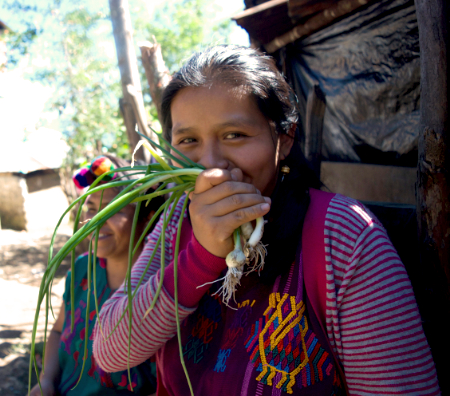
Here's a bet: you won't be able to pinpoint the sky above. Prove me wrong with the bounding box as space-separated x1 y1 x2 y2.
0 0 249 172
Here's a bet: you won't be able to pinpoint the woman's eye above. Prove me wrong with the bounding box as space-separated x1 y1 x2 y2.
224 132 244 139
179 137 196 144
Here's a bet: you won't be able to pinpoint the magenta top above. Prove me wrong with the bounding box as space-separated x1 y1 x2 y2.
93 190 440 395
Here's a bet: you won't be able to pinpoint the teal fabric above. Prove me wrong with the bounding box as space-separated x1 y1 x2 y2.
58 253 156 395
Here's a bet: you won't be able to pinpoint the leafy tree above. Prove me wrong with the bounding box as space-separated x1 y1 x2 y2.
135 0 231 73
2 0 232 167
133 0 232 124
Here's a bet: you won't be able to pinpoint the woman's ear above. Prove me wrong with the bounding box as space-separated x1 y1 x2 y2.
279 124 296 160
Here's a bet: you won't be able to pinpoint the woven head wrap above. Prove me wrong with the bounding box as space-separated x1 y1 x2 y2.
72 156 117 189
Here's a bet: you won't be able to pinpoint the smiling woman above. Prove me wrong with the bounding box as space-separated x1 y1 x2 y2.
28 155 163 396
92 45 440 396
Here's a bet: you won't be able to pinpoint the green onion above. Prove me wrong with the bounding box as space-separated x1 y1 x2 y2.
29 135 267 396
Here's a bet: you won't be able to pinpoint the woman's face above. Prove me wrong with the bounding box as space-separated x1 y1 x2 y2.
84 188 135 262
170 85 293 197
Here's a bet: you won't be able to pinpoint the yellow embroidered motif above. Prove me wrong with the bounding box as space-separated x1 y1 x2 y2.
256 293 309 394
238 299 256 309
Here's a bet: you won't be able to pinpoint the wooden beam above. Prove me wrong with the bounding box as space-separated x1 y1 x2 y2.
109 0 150 161
288 0 340 21
139 40 172 130
233 0 288 20
416 0 450 293
233 0 293 45
304 85 326 179
265 0 375 53
416 0 450 392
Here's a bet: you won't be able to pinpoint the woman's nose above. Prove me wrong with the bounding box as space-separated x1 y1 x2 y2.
197 142 230 170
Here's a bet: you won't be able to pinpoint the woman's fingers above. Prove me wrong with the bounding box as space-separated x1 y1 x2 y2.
189 168 271 258
193 168 236 195
217 201 270 230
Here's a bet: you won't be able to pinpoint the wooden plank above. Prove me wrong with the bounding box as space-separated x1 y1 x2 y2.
233 0 288 19
288 0 340 20
265 0 375 53
415 0 450 392
304 85 326 179
139 40 172 130
233 0 294 44
109 0 151 161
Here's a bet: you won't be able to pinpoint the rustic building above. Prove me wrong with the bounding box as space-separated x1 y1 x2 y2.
0 157 69 232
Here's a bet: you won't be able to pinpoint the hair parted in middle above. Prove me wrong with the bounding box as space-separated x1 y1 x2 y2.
160 45 320 281
161 45 299 142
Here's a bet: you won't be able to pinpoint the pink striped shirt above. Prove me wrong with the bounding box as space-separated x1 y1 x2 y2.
93 192 440 395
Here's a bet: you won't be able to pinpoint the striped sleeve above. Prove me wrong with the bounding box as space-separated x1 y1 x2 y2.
324 195 440 395
92 196 196 372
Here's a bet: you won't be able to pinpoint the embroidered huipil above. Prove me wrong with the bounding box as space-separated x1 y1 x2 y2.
93 192 440 395
58 254 156 395
158 251 343 395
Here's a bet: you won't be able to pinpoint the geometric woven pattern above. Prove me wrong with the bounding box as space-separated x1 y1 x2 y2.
214 299 255 373
183 291 222 364
245 293 333 394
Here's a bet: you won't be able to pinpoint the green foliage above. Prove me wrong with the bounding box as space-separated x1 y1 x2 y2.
135 0 232 73
1 1 44 67
3 0 232 169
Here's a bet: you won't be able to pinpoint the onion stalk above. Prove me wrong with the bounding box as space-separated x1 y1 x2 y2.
29 133 266 396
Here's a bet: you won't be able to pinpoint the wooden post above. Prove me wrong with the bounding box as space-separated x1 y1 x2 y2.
109 0 151 161
416 0 450 392
303 85 326 179
139 40 172 129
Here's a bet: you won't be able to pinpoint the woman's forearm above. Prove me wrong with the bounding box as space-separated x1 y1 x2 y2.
93 199 226 373
39 329 62 384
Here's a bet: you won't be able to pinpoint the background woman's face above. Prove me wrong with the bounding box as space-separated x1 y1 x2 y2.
85 188 135 262
170 85 293 197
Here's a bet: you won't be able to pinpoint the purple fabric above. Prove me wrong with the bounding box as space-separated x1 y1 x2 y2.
157 239 342 395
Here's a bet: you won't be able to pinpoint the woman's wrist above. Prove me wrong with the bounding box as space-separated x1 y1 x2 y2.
162 233 226 307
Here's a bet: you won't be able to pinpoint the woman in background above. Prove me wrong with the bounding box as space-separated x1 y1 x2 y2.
29 155 163 396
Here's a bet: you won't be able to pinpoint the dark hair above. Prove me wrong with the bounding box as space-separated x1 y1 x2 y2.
161 45 320 280
161 45 298 141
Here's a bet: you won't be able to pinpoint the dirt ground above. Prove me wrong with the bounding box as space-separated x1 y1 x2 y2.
0 226 73 396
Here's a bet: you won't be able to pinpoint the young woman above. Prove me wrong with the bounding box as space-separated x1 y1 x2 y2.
93 46 440 395
28 156 162 396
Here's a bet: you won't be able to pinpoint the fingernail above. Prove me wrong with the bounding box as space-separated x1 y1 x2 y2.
256 189 261 195
264 197 271 204
261 203 270 211
231 173 237 181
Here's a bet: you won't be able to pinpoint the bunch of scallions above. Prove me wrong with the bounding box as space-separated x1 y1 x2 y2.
29 133 266 396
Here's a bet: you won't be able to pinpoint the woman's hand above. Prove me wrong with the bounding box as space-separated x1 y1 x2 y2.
28 378 55 396
189 168 271 258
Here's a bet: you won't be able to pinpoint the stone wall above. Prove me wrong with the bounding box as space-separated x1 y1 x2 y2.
0 173 27 230
0 170 69 231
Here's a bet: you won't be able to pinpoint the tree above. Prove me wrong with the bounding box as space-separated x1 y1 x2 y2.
2 0 232 167
133 0 232 126
135 0 231 73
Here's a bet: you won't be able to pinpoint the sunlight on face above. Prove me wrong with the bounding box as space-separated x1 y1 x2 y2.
170 85 293 197
84 188 135 263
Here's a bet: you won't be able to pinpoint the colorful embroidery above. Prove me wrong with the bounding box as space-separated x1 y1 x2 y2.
184 291 222 363
331 370 345 396
246 293 333 394
213 299 256 373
